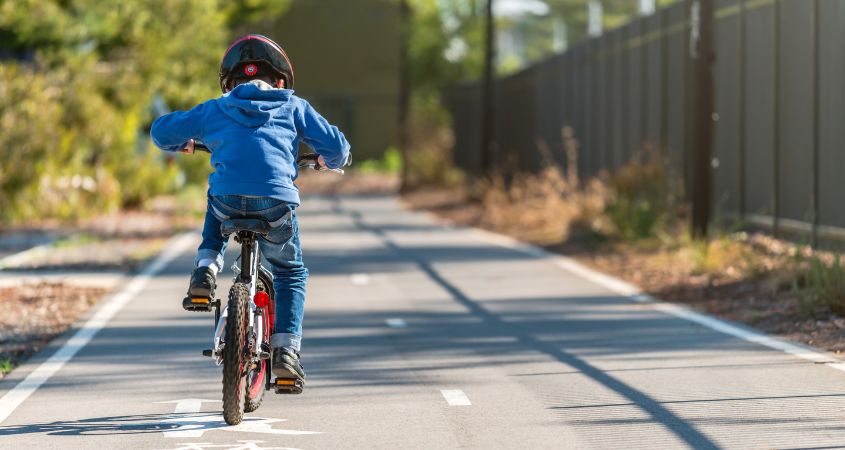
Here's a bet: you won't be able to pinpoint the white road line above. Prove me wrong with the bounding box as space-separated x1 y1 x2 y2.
385 318 407 328
350 273 371 285
470 228 845 372
0 232 196 425
440 389 472 406
157 398 221 438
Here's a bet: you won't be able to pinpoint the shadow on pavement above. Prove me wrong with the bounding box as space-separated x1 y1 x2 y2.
0 413 182 436
333 198 726 450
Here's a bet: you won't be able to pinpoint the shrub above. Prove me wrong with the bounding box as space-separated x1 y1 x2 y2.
357 147 404 174
792 251 845 317
604 151 679 240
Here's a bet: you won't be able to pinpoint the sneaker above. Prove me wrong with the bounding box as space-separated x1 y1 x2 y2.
188 266 216 298
272 347 306 380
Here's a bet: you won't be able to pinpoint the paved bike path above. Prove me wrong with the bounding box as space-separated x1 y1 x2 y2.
1 194 845 449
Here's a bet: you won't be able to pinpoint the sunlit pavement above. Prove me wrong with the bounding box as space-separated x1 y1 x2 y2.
1 194 845 450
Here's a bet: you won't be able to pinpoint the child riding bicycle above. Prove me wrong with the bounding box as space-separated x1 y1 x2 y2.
150 34 350 387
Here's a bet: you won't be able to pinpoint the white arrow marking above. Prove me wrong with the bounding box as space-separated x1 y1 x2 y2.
157 399 220 414
156 400 320 438
157 399 221 437
156 440 301 450
161 414 320 438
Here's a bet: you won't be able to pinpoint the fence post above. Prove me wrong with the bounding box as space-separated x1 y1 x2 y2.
772 0 780 237
811 0 820 246
689 0 715 238
398 0 411 192
480 0 496 175
738 0 746 221
660 7 669 157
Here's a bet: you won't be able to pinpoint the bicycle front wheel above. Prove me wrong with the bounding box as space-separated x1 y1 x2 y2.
222 282 249 425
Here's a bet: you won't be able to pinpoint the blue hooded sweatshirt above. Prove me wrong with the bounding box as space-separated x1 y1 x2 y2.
150 81 350 205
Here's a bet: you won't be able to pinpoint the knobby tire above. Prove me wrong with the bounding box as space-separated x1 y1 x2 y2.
222 282 249 425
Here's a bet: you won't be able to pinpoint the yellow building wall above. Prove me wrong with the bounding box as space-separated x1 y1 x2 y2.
252 0 400 160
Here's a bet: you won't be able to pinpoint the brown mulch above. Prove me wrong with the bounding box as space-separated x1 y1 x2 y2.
403 186 845 356
0 283 108 377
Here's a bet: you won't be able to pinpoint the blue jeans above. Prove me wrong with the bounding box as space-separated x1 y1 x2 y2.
197 195 308 351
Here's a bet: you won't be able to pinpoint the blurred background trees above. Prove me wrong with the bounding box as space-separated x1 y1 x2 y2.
0 0 676 224
0 0 290 223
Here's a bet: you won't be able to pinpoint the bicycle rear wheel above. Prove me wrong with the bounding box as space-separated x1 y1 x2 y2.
245 272 274 412
222 282 249 425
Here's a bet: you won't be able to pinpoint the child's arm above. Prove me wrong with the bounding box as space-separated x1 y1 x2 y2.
150 102 209 152
295 100 351 169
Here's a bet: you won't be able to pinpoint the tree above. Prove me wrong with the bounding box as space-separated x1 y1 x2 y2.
0 0 291 222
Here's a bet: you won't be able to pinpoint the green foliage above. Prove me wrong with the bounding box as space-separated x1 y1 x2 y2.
402 100 464 188
357 148 404 174
792 251 845 317
0 358 12 375
411 0 684 83
0 0 289 224
604 152 678 240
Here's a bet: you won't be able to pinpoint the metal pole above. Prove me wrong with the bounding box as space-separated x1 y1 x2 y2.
622 28 630 160
640 17 648 150
772 0 780 236
660 7 669 156
689 0 715 238
397 0 412 192
811 0 820 246
479 0 496 175
738 0 747 220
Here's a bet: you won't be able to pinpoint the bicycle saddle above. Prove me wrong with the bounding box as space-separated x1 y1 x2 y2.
221 219 272 236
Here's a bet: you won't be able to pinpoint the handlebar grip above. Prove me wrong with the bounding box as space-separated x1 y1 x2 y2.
296 153 344 174
193 141 210 153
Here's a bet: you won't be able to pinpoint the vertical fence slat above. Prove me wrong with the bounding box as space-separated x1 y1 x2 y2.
445 0 844 242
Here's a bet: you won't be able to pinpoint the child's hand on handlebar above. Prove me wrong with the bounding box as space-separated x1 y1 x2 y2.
179 139 195 155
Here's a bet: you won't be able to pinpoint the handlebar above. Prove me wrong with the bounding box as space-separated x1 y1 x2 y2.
295 153 346 174
188 140 346 174
193 141 210 153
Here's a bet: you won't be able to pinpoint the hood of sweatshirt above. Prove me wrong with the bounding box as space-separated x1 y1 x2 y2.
216 80 294 128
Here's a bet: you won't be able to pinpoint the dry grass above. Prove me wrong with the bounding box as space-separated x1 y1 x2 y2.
475 167 608 244
403 130 845 353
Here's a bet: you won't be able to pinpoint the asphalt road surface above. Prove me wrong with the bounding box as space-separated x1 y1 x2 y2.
2 194 845 450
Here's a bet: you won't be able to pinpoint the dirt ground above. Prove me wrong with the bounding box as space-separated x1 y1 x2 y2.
0 283 108 377
402 186 845 356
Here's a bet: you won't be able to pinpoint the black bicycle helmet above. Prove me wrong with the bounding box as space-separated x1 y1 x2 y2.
219 34 294 92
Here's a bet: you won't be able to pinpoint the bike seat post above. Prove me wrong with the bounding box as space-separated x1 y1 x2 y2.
238 231 258 282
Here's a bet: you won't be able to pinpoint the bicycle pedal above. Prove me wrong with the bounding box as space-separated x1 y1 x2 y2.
182 296 213 312
273 378 303 394
202 349 213 357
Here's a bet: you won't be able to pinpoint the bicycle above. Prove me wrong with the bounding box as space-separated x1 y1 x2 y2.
182 142 344 425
